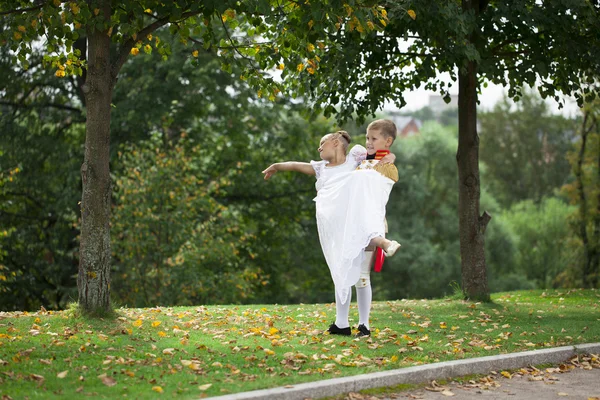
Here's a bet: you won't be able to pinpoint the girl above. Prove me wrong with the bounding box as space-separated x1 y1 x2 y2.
262 128 400 336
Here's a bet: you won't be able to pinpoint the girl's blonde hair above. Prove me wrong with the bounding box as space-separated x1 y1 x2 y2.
329 130 352 153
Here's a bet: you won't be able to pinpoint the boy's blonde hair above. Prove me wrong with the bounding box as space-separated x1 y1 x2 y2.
367 119 397 142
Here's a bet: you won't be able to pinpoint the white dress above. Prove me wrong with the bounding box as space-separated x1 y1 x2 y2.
311 145 395 304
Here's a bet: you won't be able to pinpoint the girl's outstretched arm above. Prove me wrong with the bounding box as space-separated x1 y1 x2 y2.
262 162 316 180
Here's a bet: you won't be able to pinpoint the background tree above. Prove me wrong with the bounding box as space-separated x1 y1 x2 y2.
480 90 577 208
1 0 387 314
498 198 576 289
241 0 600 300
0 40 84 310
378 122 519 299
0 20 337 310
3 1 599 311
562 99 600 287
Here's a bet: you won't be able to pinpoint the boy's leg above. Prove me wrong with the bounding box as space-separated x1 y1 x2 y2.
356 250 374 330
369 236 401 257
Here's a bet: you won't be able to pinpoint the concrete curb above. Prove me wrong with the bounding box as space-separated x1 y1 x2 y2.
209 343 600 400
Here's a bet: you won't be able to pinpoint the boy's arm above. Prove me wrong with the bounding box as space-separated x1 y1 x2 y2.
380 152 396 164
262 162 316 180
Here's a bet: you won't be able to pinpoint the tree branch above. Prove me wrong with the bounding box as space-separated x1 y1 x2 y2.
218 12 263 76
0 100 82 113
111 15 171 84
3 191 45 209
0 1 47 16
0 210 47 221
111 10 208 83
494 50 530 58
220 188 315 203
479 211 492 234
391 51 435 58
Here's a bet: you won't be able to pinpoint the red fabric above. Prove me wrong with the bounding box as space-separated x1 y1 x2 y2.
374 247 385 272
374 150 390 160
370 150 390 272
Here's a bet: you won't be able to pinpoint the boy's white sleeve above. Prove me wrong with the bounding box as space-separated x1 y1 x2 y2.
310 160 327 179
349 145 367 165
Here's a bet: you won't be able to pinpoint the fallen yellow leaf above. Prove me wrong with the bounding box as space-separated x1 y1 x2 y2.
57 370 68 379
198 383 212 391
501 371 512 379
152 386 163 393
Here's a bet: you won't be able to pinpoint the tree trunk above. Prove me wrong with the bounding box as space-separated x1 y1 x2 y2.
77 0 112 314
576 112 592 287
578 111 600 288
456 0 491 301
593 126 600 287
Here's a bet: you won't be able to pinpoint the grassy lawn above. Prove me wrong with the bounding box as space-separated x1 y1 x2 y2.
0 289 598 399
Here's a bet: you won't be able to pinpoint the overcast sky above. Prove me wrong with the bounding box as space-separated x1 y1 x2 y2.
385 82 582 118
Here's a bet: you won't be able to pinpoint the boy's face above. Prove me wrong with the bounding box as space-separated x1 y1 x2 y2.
318 134 337 160
365 129 391 155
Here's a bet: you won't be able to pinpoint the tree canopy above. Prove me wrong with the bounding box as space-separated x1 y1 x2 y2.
2 0 599 310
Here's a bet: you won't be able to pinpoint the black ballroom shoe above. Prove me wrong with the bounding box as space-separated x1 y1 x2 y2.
356 324 371 337
327 323 351 336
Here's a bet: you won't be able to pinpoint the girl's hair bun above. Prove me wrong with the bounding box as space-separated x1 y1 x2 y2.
337 130 351 144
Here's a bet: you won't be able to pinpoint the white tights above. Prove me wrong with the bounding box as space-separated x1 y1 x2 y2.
334 251 373 330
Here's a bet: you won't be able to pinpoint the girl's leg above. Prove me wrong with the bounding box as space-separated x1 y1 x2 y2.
334 289 352 329
356 250 374 330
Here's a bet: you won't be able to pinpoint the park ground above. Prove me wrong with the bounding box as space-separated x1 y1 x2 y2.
0 289 598 398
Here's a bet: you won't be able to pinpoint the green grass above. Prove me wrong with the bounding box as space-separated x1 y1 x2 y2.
0 289 599 399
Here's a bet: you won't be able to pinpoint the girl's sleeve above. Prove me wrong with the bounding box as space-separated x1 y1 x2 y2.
350 145 367 164
310 160 327 179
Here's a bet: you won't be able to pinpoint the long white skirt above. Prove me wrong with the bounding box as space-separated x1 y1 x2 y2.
314 169 394 304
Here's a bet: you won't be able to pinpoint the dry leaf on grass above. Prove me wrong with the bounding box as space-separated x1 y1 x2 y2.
98 373 117 387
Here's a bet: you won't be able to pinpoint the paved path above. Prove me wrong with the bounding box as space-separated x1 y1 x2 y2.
378 366 600 400
212 344 600 400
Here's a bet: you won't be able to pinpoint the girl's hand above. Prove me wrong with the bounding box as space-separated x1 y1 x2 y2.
380 152 396 164
262 164 279 180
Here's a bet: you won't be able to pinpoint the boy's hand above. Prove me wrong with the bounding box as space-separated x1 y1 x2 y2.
262 164 278 180
380 153 396 164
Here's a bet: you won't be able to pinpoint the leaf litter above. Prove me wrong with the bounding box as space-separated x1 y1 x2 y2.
0 289 597 398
